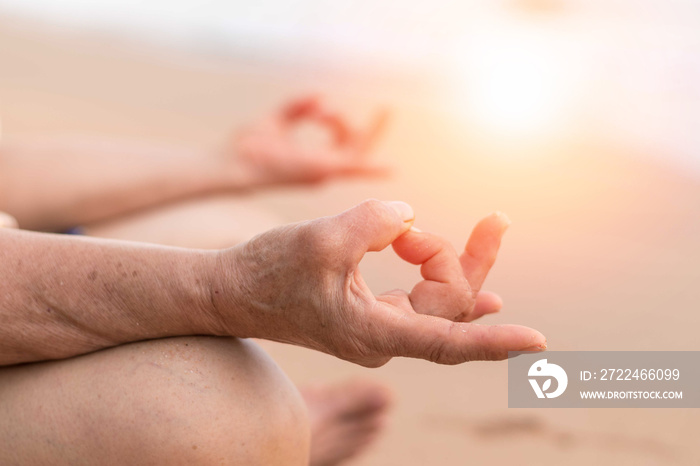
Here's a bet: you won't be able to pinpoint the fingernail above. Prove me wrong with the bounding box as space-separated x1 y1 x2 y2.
409 226 422 233
521 341 547 352
385 201 414 223
493 211 511 229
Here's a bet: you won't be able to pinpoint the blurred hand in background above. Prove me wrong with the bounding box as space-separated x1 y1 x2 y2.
227 95 390 187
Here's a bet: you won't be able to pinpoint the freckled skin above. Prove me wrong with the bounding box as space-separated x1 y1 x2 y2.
212 200 546 367
0 199 545 464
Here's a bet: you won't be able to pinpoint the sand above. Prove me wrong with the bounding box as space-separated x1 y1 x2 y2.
1 18 698 465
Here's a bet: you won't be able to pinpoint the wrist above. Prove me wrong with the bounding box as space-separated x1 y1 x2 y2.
149 248 230 338
202 246 259 338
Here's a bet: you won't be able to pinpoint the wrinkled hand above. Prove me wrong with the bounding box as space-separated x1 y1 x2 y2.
227 95 389 187
211 200 546 367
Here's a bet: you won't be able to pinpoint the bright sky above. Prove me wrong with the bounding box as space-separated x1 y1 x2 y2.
1 0 698 171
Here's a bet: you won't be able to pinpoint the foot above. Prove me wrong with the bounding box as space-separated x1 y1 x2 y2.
301 379 392 466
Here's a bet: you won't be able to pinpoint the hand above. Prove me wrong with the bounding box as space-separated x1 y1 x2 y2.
226 95 390 187
210 200 546 367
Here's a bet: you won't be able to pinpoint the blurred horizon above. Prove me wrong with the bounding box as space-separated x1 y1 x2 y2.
1 0 699 174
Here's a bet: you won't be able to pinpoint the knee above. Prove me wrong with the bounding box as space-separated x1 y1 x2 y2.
93 336 310 465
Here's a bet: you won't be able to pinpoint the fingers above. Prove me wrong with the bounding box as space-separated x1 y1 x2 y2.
391 228 472 319
298 146 392 179
395 215 510 292
460 212 510 294
374 307 546 364
281 95 389 151
392 228 463 283
471 291 503 320
281 95 353 145
379 287 501 322
391 222 510 322
318 108 389 152
282 94 322 121
331 200 414 261
317 110 353 146
333 162 393 178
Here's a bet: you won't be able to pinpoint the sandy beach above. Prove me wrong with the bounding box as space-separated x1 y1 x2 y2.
1 17 699 465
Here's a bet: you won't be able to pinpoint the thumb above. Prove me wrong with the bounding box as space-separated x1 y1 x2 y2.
332 199 414 259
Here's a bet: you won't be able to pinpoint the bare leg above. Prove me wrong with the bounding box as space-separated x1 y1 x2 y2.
84 195 282 249
0 336 310 465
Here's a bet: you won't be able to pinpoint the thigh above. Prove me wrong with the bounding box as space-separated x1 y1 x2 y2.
0 336 309 466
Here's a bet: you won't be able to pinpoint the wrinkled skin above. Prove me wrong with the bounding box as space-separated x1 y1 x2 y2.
211 199 546 368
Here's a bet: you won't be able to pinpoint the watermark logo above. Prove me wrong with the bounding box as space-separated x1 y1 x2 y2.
510 352 696 408
528 359 568 399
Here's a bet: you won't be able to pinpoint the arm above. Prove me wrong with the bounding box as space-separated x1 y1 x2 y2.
0 96 387 232
0 137 231 232
0 200 545 367
0 227 219 365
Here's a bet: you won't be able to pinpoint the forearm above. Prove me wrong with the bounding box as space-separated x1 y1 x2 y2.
0 137 251 231
0 228 227 365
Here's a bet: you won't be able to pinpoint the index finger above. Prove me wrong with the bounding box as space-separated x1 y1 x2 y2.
392 228 463 284
311 105 389 151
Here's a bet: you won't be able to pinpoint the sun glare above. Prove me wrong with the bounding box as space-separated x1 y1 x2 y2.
453 18 577 141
